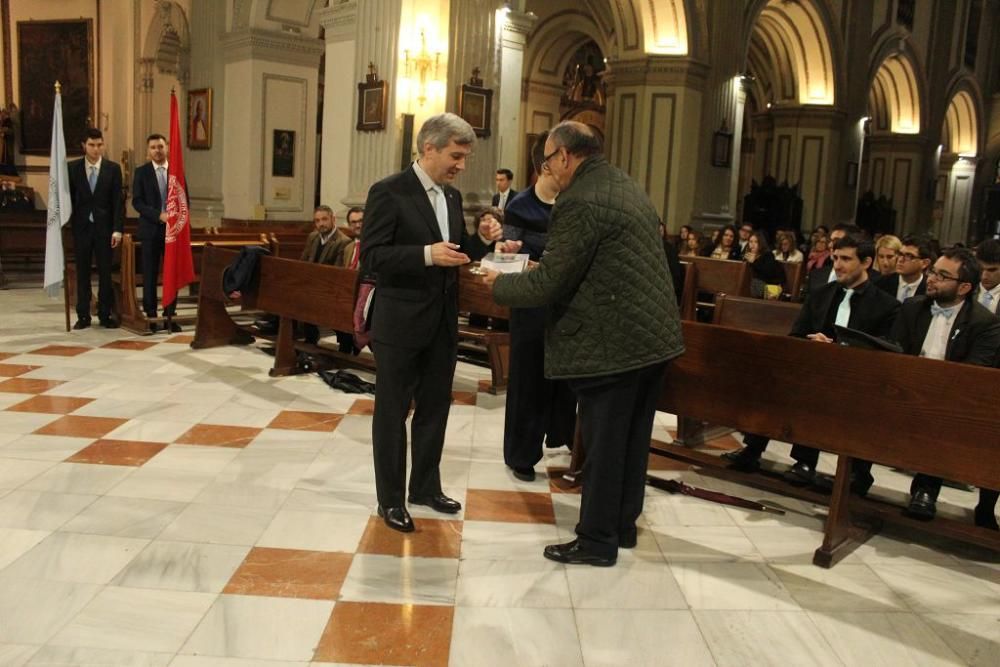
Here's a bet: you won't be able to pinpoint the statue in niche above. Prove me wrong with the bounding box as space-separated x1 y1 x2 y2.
0 106 15 168
560 42 607 109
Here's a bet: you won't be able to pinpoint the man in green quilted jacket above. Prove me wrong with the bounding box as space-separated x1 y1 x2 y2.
486 121 684 566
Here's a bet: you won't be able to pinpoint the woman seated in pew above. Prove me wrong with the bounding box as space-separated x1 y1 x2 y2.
806 235 830 273
679 230 703 258
743 231 786 299
707 224 741 260
773 231 804 263
874 234 902 276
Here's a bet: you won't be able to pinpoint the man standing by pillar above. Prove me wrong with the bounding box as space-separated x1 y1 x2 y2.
68 128 123 329
492 168 516 211
361 113 502 533
486 122 684 566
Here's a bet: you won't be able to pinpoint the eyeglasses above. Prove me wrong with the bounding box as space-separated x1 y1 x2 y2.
542 147 562 166
898 252 921 261
926 268 962 283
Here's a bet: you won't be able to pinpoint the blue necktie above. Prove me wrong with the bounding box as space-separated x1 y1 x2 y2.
88 166 97 221
157 166 167 211
431 186 450 242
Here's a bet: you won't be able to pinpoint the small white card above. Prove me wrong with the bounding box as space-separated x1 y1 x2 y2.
480 252 529 273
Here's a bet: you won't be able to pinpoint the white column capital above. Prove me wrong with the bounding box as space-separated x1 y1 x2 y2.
221 28 324 67
318 1 358 43
500 10 537 48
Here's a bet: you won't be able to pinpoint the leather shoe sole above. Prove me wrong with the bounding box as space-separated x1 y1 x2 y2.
72 320 91 330
407 494 461 514
543 539 616 567
508 466 536 482
377 505 414 532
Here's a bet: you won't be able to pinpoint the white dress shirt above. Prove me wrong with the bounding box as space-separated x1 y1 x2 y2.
919 303 960 360
977 283 1000 315
896 274 923 302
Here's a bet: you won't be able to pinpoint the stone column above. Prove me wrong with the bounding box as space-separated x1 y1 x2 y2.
941 156 977 245
186 0 226 224
317 0 357 213
345 0 402 207
863 134 926 236
496 10 536 192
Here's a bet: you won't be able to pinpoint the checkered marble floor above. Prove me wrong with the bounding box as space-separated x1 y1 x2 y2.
0 289 997 666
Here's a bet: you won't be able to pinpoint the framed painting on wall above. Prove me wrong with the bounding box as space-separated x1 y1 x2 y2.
16 19 94 156
458 69 492 138
187 89 212 149
272 129 295 177
357 63 387 132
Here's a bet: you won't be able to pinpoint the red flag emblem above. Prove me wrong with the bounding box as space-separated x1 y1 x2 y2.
163 91 195 310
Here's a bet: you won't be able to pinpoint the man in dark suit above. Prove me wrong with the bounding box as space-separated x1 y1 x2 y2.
131 133 181 332
724 234 900 494
806 223 861 291
361 113 502 533
68 128 123 329
492 168 516 210
889 247 1000 526
876 235 933 302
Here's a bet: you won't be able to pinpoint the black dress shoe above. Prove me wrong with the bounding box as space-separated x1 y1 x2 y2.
974 507 999 531
149 322 159 333
905 490 936 520
619 528 638 549
782 462 816 486
721 448 761 472
543 539 616 567
100 317 118 329
168 322 182 333
509 466 536 482
407 493 461 514
377 505 414 532
850 472 874 497
72 319 91 330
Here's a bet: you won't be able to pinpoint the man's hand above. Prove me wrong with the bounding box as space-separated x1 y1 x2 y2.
430 241 471 266
111 232 122 249
496 239 523 254
481 268 501 287
478 217 503 242
159 212 170 223
807 333 834 343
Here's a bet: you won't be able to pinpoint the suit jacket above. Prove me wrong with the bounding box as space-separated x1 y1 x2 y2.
790 278 899 340
300 229 352 266
131 161 167 241
361 164 490 348
876 273 926 301
492 189 517 210
68 158 123 234
889 296 1000 365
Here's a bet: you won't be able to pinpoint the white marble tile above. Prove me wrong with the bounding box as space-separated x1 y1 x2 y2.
159 503 274 546
449 607 583 667
113 540 250 593
256 509 370 553
181 595 334 661
693 610 840 667
310 431 374 459
193 481 292 512
0 527 50 569
870 563 1000 614
203 404 283 428
740 524 851 564
0 434 94 461
808 611 966 666
0 576 101 643
575 609 716 667
103 419 197 444
853 533 964 567
0 490 97 530
0 644 39 667
2 531 147 583
21 461 135 495
922 613 1000 666
49 586 217 652
281 487 378 515
25 645 173 666
298 456 376 493
141 444 241 473
170 657 309 667
642 493 738 527
0 458 56 489
140 401 219 424
652 525 763 562
339 553 459 606
70 398 170 420
0 393 35 410
61 496 186 538
105 467 216 503
565 558 687 609
0 412 61 436
38 379 122 399
456 558 572 608
770 563 908 612
460 520 561 560
672 562 800 611
466 461 546 492
248 428 332 454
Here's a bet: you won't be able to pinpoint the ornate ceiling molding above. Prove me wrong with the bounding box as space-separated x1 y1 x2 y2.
222 28 324 67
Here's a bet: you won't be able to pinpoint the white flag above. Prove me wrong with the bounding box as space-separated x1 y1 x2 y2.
43 90 72 297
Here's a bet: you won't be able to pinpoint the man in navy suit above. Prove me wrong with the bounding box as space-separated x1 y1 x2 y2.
131 133 181 332
492 168 517 210
361 113 502 532
68 128 123 329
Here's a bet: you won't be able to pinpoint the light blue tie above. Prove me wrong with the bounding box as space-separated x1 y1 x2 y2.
88 166 97 221
157 166 168 211
431 186 450 242
835 288 853 327
980 290 993 310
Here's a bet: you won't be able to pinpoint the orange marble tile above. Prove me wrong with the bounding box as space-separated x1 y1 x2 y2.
0 378 65 394
163 335 194 344
175 423 262 448
7 395 94 415
0 353 14 361
348 399 375 416
463 489 556 524
66 439 168 466
34 415 127 438
267 410 343 432
451 391 477 406
313 601 453 667
546 468 583 495
29 345 91 357
0 364 38 377
357 516 462 559
477 379 494 393
101 340 159 351
223 547 352 600
701 434 741 451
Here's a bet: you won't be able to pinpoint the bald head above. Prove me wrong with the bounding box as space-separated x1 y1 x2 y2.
549 121 603 159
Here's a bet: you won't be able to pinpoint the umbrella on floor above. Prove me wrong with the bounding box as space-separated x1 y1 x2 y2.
646 476 786 515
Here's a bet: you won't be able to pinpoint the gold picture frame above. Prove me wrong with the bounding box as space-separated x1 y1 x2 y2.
187 88 212 149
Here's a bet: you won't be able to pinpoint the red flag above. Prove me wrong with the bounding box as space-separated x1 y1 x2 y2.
162 91 195 310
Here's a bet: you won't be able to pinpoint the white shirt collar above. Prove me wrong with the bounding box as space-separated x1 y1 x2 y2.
983 282 1000 299
412 160 439 193
85 157 102 172
153 160 169 171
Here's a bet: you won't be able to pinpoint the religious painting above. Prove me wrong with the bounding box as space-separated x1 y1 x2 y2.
16 19 94 156
711 128 733 168
458 71 492 138
187 89 212 149
357 64 387 132
272 129 295 177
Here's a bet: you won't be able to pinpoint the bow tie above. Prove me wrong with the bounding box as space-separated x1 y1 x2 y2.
930 303 959 318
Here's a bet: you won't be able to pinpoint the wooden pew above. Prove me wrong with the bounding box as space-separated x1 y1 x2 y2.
778 260 806 301
686 256 751 319
711 293 801 334
678 261 697 321
458 269 511 394
655 321 1000 565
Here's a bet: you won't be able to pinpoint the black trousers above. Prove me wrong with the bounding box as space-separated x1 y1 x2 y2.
73 222 113 321
571 362 667 559
141 229 175 318
371 315 456 507
503 306 576 469
745 436 873 480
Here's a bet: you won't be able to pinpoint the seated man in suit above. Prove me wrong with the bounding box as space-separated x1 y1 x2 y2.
299 205 353 347
724 234 900 494
889 247 1000 526
806 223 861 290
492 168 517 211
876 235 934 302
341 206 365 270
973 239 1000 316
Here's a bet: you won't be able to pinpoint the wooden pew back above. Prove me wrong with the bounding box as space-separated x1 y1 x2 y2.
779 260 806 301
688 256 752 296
712 294 801 335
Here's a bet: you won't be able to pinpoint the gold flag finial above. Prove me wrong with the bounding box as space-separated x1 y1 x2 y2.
54 80 62 94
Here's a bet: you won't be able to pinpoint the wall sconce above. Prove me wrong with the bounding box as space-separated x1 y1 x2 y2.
403 31 441 108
